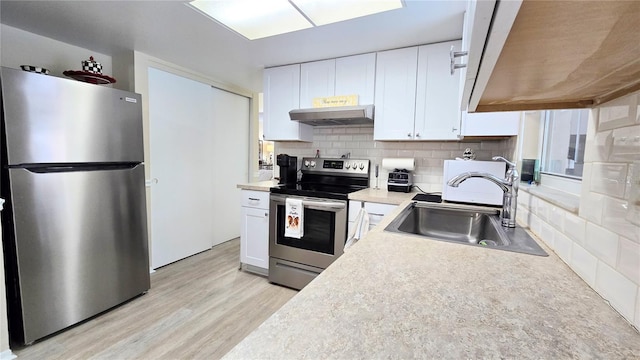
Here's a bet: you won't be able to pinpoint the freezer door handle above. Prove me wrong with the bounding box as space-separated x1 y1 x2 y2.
11 162 142 173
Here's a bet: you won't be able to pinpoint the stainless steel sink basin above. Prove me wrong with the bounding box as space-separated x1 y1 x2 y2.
385 202 548 256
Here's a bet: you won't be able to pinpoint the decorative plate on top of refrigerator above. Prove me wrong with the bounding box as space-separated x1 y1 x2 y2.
63 56 116 85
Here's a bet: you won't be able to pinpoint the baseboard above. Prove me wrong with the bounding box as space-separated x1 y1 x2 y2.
241 263 268 277
0 349 17 360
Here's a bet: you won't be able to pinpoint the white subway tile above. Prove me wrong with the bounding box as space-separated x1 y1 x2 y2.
602 196 640 243
564 211 586 245
548 205 565 231
618 236 640 286
579 191 604 225
432 150 453 159
585 222 619 268
397 150 415 158
517 206 530 228
598 93 635 131
625 162 640 227
590 163 628 198
530 213 542 236
536 198 550 222
554 231 572 263
339 135 353 141
332 128 346 134
570 242 598 287
610 125 640 162
595 261 638 322
480 141 502 150
440 142 461 150
584 130 612 162
540 221 555 248
519 191 531 211
580 163 593 199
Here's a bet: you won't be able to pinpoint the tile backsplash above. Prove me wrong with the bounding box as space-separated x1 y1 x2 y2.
275 127 517 193
519 90 640 330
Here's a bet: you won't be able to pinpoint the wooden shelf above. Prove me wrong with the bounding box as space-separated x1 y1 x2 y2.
475 0 640 112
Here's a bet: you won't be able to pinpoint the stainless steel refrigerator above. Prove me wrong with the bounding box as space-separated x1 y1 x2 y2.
0 67 150 345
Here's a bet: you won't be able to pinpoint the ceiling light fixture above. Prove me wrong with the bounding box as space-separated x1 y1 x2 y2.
189 0 404 40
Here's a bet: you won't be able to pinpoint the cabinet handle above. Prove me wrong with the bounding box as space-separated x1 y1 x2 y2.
248 198 260 201
407 133 412 137
415 133 420 138
265 213 268 217
369 213 385 217
450 46 468 75
452 127 458 132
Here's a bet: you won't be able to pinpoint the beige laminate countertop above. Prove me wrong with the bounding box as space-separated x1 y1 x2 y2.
348 188 416 205
225 197 640 359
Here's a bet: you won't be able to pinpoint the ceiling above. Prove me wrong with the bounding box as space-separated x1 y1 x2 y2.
0 0 467 92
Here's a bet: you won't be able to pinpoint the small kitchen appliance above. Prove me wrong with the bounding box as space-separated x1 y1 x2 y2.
276 154 297 185
387 169 413 192
269 157 370 290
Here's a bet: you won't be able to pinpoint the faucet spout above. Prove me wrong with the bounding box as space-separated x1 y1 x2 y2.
447 170 519 228
447 172 511 192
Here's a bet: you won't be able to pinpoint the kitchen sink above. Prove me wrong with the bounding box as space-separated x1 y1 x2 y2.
385 202 548 256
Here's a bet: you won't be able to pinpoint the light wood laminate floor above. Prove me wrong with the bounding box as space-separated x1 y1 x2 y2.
14 238 297 360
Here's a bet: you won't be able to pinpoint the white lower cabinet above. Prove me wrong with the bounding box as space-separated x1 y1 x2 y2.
240 190 269 271
348 200 397 233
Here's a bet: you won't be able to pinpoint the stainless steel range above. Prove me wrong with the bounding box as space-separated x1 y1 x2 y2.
269 157 370 289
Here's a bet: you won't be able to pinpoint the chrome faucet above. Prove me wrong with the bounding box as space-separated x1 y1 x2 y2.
447 156 519 228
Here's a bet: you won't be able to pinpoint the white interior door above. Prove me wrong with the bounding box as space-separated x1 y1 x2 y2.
210 87 250 246
148 67 215 269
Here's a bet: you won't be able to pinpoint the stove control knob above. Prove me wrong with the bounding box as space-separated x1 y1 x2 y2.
304 160 310 167
359 163 365 170
310 161 316 168
345 163 351 169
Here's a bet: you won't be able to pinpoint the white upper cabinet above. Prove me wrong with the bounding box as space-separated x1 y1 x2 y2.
263 64 313 142
462 111 521 136
415 40 462 140
458 0 496 112
374 42 462 141
335 53 376 105
300 59 336 108
373 47 418 140
300 53 376 108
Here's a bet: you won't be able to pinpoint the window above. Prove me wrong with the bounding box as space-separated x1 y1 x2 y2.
540 109 589 179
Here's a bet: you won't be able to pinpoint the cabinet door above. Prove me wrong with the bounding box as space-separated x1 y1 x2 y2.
300 59 336 108
415 41 462 140
374 47 418 140
462 111 521 136
240 207 270 269
335 53 376 105
364 202 397 229
263 64 312 141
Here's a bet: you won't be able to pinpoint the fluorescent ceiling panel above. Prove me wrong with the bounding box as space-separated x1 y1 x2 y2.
190 0 313 40
292 0 404 26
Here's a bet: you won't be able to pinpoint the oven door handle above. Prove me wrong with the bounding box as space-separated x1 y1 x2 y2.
302 200 346 212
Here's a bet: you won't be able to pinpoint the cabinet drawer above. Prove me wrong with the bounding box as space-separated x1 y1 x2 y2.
241 190 270 209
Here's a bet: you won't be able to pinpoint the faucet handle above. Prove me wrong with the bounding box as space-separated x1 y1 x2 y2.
492 156 516 168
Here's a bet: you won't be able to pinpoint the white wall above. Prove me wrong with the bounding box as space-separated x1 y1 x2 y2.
518 90 640 329
1 24 112 79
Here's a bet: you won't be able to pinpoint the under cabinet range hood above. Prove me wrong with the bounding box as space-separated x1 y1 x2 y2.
289 105 374 126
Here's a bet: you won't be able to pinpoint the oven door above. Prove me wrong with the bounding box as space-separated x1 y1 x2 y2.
269 193 347 269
